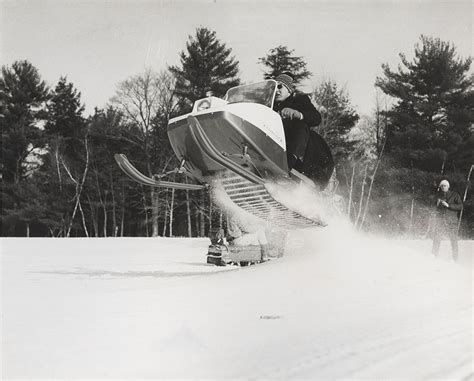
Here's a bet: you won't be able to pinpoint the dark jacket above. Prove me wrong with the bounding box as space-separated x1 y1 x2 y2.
433 190 463 231
273 93 322 127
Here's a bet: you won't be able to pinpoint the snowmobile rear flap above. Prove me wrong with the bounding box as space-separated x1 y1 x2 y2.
301 131 335 189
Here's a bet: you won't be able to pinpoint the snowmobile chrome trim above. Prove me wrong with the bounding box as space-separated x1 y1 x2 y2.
114 154 206 191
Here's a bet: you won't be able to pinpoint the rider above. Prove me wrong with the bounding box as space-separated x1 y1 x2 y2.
273 73 322 171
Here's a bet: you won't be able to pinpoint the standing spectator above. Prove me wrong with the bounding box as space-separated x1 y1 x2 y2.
431 179 463 261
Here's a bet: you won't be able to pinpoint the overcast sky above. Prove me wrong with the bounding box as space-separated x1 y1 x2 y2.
2 0 472 116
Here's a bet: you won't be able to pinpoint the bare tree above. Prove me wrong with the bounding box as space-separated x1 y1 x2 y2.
169 176 176 237
355 163 368 228
60 136 91 237
374 88 389 155
111 69 178 236
347 164 356 220
359 137 387 230
457 164 473 234
186 192 193 237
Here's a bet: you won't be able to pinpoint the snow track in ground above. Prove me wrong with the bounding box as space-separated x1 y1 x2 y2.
1 232 472 379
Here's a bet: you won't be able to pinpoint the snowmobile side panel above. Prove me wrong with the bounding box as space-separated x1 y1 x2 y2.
167 107 289 182
186 115 265 184
225 103 285 150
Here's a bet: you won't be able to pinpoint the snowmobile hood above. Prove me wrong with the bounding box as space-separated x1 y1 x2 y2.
169 102 285 150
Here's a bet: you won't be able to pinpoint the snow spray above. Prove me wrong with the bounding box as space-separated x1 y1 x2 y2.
210 176 467 266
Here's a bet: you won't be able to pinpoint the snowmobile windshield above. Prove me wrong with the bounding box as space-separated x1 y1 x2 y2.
225 80 276 108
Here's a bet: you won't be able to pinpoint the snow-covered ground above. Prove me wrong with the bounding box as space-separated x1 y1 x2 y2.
1 225 473 379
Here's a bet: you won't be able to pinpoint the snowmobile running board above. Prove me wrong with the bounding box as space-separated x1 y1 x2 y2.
114 154 206 191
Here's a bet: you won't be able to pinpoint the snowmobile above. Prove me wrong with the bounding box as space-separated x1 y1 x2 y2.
115 79 335 265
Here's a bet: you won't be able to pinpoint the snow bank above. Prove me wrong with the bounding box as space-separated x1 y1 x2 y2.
1 233 472 379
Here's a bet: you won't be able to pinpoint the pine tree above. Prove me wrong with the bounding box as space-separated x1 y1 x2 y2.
0 61 50 235
41 77 90 236
2 172 66 236
86 107 139 237
312 80 359 160
258 45 312 84
45 76 86 158
169 27 240 111
375 35 473 172
0 60 49 184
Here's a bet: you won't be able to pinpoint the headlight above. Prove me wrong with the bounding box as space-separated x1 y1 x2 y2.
192 96 228 113
196 99 211 112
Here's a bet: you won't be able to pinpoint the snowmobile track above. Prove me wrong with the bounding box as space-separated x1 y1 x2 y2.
219 172 325 230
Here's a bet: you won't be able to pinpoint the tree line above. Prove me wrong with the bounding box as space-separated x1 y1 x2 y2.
1 28 473 238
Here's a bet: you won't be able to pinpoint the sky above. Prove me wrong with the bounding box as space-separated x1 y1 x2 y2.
1 0 472 116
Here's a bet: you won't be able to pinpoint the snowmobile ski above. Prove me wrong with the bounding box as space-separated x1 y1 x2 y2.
114 154 205 191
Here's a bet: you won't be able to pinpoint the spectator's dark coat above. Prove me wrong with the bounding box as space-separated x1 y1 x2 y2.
433 190 463 234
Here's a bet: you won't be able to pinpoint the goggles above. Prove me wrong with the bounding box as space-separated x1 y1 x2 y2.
277 83 292 91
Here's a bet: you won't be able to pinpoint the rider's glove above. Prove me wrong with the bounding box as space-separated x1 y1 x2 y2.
280 108 303 120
